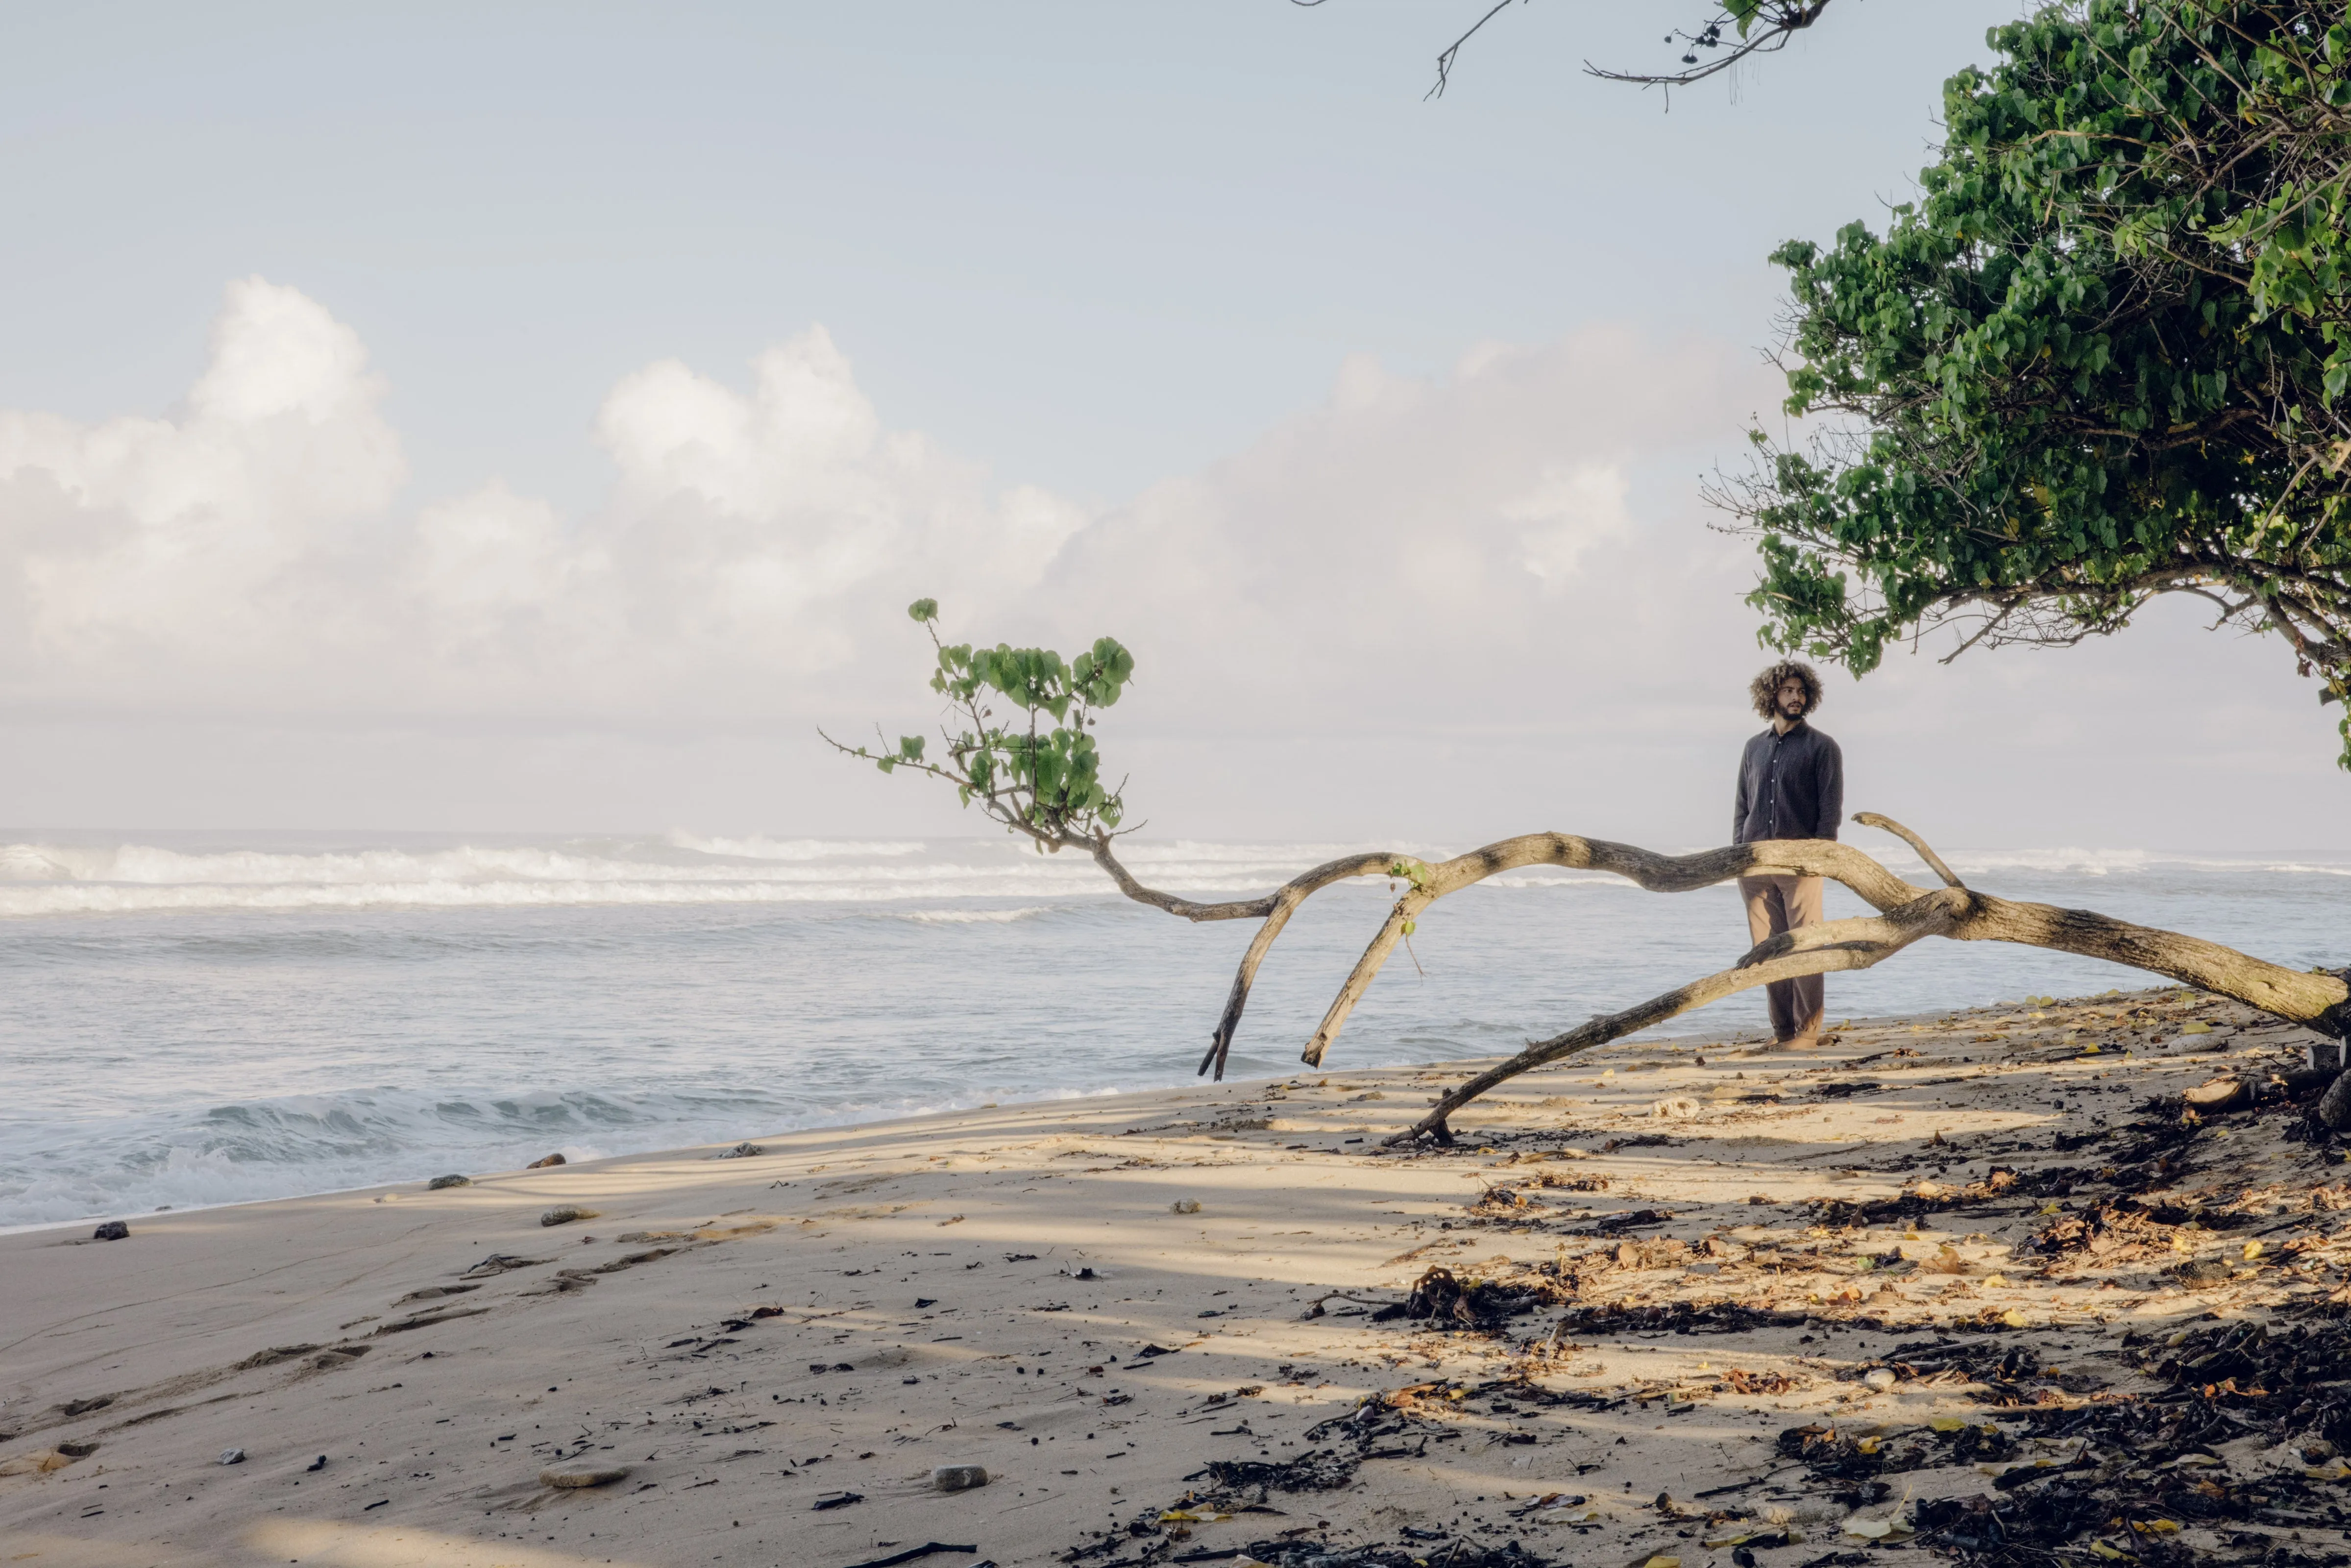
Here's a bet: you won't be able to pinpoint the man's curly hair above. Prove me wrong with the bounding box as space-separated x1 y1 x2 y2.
1749 660 1824 720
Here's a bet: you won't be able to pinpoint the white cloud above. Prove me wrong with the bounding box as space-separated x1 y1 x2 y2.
10 278 2338 848
1040 327 1760 723
1508 464 1632 588
0 288 1100 713
0 277 403 671
0 283 1747 726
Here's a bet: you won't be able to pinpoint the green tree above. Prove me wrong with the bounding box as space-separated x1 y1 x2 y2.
1724 0 2351 765
828 597 1136 846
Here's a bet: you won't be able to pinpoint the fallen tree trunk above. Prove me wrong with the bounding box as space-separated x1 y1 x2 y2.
1058 813 2351 1140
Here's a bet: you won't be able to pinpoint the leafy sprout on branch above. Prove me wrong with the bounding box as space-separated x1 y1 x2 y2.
820 599 1137 852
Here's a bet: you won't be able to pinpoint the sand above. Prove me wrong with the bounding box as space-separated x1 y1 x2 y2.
3 984 2345 1568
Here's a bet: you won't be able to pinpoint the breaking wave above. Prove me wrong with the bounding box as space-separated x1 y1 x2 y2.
2 833 2344 915
0 1079 1115 1233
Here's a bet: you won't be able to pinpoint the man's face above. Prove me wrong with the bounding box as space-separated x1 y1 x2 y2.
1776 678 1809 720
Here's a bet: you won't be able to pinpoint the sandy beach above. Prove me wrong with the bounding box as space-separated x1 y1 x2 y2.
6 985 2349 1568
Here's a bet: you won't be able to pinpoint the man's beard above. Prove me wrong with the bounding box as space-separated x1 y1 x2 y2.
1779 700 1807 720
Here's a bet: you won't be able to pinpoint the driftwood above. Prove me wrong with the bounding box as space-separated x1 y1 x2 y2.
822 644 2347 1140
1062 813 2351 1144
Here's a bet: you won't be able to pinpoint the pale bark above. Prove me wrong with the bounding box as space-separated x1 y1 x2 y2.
1391 888 1967 1145
1061 817 2350 1139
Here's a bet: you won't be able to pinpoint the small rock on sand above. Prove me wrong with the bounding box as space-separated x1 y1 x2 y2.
219 1447 246 1465
541 1465 631 1489
91 1220 128 1241
526 1152 567 1169
713 1142 764 1159
540 1206 597 1227
1170 1199 1201 1215
426 1174 470 1190
931 1463 988 1492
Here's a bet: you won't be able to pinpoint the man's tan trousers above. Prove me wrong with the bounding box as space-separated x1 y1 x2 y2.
1738 873 1824 1043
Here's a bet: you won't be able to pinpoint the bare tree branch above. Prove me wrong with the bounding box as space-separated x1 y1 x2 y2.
1428 0 1520 100
1389 886 1966 1145
1584 2 1838 91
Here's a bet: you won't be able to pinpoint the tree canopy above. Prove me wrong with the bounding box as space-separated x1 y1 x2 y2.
1727 0 2351 765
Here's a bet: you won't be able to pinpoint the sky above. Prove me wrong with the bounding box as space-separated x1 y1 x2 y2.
1 0 2345 852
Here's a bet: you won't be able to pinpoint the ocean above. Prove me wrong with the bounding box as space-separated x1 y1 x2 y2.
3 830 2346 1232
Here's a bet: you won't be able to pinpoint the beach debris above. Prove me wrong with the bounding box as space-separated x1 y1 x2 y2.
394 1283 479 1304
1385 1264 1559 1331
2180 1074 2251 1113
713 1142 764 1158
373 1306 488 1336
306 1455 327 1471
1171 1198 1201 1214
90 1220 128 1241
1469 1185 1529 1217
812 1490 866 1510
842 1546 981 1568
219 1447 246 1466
1650 1095 1700 1120
1861 1368 1897 1392
525 1152 567 1169
426 1174 470 1189
540 1464 631 1489
459 1252 546 1278
0 1449 83 1476
930 1463 989 1492
539 1205 598 1227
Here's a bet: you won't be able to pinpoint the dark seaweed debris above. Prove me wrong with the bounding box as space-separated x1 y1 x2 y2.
1799 1314 2351 1565
1231 1542 1553 1568
1549 1298 1809 1337
1367 1266 1555 1330
1059 1387 1477 1565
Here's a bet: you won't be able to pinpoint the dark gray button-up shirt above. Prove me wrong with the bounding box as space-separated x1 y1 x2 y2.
1733 721 1844 844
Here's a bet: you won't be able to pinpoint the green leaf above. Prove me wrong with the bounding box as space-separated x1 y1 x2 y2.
907 597 939 623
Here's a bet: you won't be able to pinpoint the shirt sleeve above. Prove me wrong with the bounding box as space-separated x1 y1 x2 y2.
1732 740 1751 844
1815 735 1844 839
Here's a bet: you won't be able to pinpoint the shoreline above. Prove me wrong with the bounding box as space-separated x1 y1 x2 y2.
0 999 2051 1242
5 985 2347 1568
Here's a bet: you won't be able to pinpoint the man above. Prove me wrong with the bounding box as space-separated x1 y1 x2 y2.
1733 661 1844 1047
